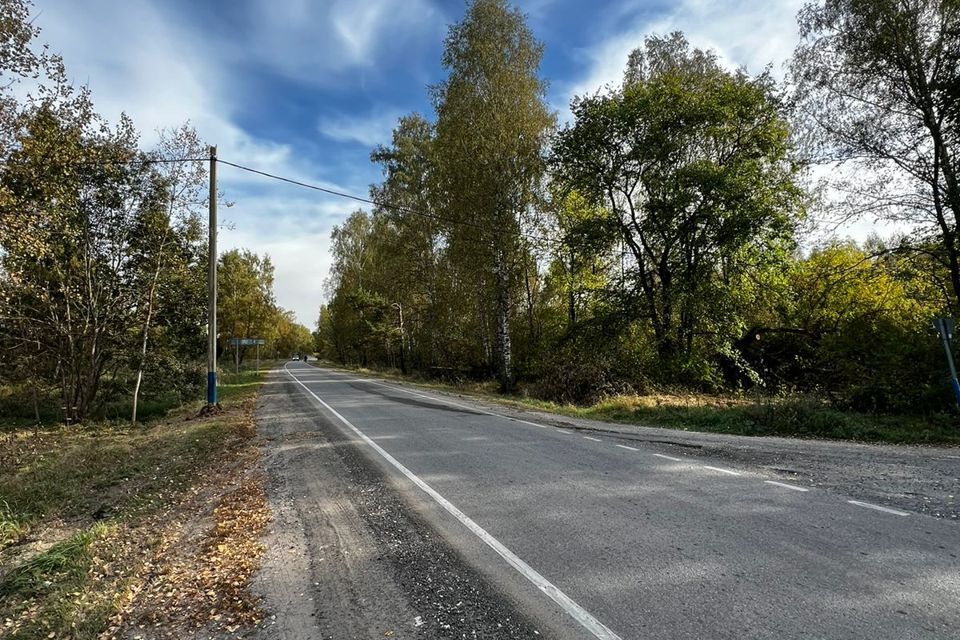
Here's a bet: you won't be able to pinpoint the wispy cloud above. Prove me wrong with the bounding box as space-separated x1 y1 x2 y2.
559 0 806 113
33 0 376 323
241 0 444 84
317 107 405 148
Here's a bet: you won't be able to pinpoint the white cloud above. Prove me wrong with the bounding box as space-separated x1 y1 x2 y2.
317 107 405 148
219 193 359 325
241 0 443 84
560 0 806 110
32 0 367 324
35 0 311 181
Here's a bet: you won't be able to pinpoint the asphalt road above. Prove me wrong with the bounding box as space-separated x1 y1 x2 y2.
280 361 959 639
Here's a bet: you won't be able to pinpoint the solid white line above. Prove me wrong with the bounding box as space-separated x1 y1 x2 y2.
583 436 602 442
703 466 741 476
764 480 809 492
516 418 549 428
652 453 681 462
847 500 909 516
615 444 638 451
284 366 622 640
555 429 572 435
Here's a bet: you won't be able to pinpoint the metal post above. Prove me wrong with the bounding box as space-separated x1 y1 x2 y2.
206 146 218 406
934 318 960 410
256 342 260 374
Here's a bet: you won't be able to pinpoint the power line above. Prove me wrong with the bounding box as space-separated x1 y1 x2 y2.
216 157 564 249
0 156 208 168
1 151 573 249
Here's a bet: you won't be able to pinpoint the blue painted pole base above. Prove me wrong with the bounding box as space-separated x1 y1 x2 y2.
951 378 960 411
207 371 218 405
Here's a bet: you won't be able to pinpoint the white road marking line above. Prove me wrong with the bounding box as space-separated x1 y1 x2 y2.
652 453 681 462
284 366 622 640
583 436 602 442
555 429 572 435
764 480 809 492
847 500 909 516
615 444 639 451
516 418 549 428
703 466 741 476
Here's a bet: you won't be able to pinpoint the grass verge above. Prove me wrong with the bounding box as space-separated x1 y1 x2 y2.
320 361 959 446
0 368 271 640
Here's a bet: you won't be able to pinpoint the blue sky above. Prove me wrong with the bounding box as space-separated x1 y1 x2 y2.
34 0 812 325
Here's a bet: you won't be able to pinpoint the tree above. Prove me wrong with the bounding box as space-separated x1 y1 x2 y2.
0 102 170 421
273 309 313 358
218 249 277 367
544 189 616 331
370 114 444 369
792 0 960 311
130 124 208 423
552 33 803 378
432 0 554 391
0 0 72 259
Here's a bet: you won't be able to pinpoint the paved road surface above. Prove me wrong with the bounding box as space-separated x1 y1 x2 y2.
274 361 958 639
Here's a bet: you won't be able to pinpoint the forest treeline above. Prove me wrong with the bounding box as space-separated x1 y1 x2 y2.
0 0 312 423
317 0 960 416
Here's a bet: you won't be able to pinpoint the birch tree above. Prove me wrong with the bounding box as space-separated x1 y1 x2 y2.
432 0 554 391
792 0 960 310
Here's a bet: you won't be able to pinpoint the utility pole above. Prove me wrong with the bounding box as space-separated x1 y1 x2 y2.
206 146 218 406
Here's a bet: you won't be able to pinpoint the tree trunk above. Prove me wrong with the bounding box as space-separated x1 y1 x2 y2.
130 230 173 425
494 247 513 392
132 275 160 425
567 247 577 330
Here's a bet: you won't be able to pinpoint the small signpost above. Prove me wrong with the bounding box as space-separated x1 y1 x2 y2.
933 318 960 410
229 338 266 373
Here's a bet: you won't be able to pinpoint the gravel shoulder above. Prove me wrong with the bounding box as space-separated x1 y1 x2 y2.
345 372 960 521
251 370 547 639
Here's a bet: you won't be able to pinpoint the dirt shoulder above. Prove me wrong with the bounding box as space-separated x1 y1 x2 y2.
0 373 271 640
312 363 960 521
252 369 546 639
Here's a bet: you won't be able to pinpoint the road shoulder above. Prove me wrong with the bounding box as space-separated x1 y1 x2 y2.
252 368 548 639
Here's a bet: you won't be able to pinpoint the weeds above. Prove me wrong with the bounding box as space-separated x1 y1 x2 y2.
0 369 269 639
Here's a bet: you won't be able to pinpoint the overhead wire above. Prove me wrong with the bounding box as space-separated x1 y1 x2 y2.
0 152 597 252
216 157 567 249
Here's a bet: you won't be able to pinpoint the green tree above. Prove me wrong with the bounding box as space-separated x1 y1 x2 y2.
371 114 444 369
552 33 803 379
0 103 168 421
218 249 277 367
130 124 208 423
792 0 960 311
754 243 943 411
432 0 554 391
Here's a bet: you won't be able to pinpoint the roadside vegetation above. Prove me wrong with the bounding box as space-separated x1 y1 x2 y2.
315 0 960 438
0 0 314 427
0 3 307 635
0 368 271 639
